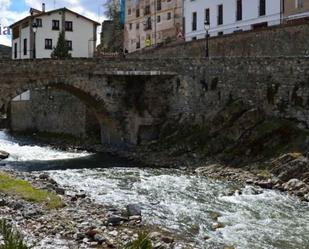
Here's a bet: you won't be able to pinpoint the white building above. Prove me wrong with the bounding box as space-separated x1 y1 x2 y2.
10 4 100 59
184 0 282 41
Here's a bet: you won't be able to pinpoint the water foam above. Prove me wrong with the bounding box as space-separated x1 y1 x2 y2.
0 131 91 162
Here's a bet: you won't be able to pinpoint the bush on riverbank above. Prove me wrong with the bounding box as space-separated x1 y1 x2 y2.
0 172 64 209
0 219 30 249
124 232 153 249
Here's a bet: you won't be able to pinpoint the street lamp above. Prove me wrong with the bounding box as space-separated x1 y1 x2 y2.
32 23 38 59
204 19 210 58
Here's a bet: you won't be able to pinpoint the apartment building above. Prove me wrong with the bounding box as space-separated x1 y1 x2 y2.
184 0 282 41
124 0 183 53
284 0 309 21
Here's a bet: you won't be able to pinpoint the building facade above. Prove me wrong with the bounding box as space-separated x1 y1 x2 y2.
184 0 282 41
284 0 309 21
10 5 100 59
124 0 183 53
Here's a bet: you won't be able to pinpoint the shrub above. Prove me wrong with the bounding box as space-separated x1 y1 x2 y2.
0 220 31 249
124 232 153 249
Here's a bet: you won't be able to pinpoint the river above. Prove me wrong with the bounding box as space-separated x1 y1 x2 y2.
0 130 309 249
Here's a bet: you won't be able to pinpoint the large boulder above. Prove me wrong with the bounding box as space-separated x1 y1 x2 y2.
0 150 9 160
271 153 309 182
126 204 142 217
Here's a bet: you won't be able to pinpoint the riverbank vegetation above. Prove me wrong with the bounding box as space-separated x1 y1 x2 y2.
0 172 63 209
0 220 30 249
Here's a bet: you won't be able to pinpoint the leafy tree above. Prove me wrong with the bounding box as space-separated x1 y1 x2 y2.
104 0 121 20
51 31 71 59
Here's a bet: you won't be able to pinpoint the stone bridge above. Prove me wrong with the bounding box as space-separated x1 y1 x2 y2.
0 58 189 145
0 57 309 146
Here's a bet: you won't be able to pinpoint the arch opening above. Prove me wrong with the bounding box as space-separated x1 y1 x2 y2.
1 83 124 147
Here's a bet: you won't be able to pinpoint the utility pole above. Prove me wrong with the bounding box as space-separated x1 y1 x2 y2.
154 0 157 47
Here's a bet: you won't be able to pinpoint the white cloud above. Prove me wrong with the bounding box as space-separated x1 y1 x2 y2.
0 0 28 46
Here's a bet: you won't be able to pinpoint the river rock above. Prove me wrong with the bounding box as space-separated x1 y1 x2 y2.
149 232 162 240
93 234 106 244
0 150 9 160
0 198 6 206
271 154 309 182
161 235 174 244
255 180 273 189
212 222 225 230
55 187 65 195
85 228 98 238
107 216 124 226
282 179 306 191
39 173 49 180
126 204 142 217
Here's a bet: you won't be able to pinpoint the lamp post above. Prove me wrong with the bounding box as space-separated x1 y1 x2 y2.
204 19 210 58
32 23 38 59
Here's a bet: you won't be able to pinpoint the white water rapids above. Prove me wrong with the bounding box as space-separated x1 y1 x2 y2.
1 130 309 249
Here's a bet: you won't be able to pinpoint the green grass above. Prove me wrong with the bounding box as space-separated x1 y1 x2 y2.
0 220 31 249
124 232 153 249
0 172 64 209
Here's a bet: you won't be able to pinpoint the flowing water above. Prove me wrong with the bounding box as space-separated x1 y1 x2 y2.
1 130 309 249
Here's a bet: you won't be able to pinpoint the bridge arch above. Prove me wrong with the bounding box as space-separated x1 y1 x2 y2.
1 77 124 146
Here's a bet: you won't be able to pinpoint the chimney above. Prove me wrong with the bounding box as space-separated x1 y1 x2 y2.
42 3 46 12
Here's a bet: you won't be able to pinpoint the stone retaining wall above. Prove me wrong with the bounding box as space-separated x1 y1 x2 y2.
128 22 309 58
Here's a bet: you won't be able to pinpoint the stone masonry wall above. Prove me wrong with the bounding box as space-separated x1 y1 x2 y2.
166 57 309 130
128 22 309 58
1 56 309 145
10 88 98 137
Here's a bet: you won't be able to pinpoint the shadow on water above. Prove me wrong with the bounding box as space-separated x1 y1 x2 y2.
0 130 140 172
5 153 139 172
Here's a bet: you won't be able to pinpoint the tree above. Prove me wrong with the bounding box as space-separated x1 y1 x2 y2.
51 31 71 59
103 0 121 20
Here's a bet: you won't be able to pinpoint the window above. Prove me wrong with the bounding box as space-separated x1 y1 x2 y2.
259 0 266 16
23 39 27 55
157 0 162 11
236 0 242 21
36 18 42 27
128 8 131 15
205 8 210 23
12 90 30 102
296 0 304 8
144 5 150 15
45 39 52 49
66 40 72 50
136 39 140 49
144 17 152 30
52 20 60 30
129 23 132 30
192 12 197 31
14 43 17 59
218 5 223 25
136 8 140 17
157 15 161 23
167 12 172 20
136 23 139 29
65 21 73 31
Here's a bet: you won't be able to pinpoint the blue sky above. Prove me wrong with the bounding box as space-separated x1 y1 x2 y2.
0 0 107 46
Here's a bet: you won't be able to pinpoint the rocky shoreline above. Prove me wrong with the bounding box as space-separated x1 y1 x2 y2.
0 146 308 249
0 169 184 249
